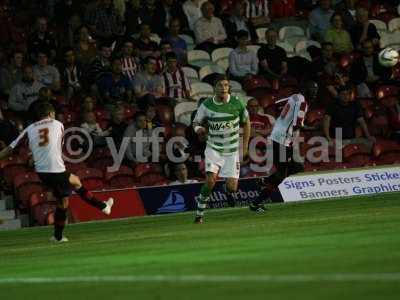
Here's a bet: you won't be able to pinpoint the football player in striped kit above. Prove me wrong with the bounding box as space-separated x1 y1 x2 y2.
249 81 318 211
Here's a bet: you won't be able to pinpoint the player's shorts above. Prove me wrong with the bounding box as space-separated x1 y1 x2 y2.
205 147 240 179
38 171 72 199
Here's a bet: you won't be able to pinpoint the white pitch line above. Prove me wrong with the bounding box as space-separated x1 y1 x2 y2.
1 274 400 284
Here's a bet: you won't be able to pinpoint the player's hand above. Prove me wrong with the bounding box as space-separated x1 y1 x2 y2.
195 126 207 136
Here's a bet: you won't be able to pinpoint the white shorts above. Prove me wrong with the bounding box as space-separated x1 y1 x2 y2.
205 147 240 179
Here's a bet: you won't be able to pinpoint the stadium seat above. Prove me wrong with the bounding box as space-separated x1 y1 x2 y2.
174 102 197 126
156 104 174 125
75 168 104 191
229 80 244 93
31 201 56 226
0 156 28 187
279 26 306 42
105 166 136 189
211 47 233 65
188 50 212 69
370 19 388 33
256 27 268 43
373 140 400 165
388 17 400 32
29 192 53 208
342 143 371 167
190 82 214 101
181 66 199 83
138 173 168 187
295 40 321 53
133 163 162 178
305 108 325 127
14 173 46 209
179 34 195 50
376 85 399 100
276 42 295 57
247 45 261 54
380 32 400 48
198 64 226 81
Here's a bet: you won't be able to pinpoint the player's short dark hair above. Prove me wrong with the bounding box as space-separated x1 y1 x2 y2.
214 74 229 85
36 102 55 119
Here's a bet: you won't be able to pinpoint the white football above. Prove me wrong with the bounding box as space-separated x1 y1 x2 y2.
378 47 399 68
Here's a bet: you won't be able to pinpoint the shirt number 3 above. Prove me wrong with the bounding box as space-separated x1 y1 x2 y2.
38 128 49 147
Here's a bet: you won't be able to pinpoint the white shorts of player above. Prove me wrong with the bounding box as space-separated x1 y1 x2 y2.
205 147 240 179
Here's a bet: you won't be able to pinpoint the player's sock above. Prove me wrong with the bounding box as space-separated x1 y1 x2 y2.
54 207 67 241
76 186 106 210
223 184 236 207
196 184 211 217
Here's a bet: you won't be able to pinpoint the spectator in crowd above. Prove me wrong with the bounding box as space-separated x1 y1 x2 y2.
8 64 43 115
247 97 273 139
336 0 356 31
0 51 24 96
135 23 160 60
162 18 188 65
87 0 123 42
134 56 164 110
120 39 140 84
193 1 227 52
169 163 198 185
81 111 110 147
61 47 83 99
310 42 338 80
350 7 380 50
158 41 174 73
124 111 154 163
81 94 96 114
309 0 334 42
183 0 206 32
324 13 353 55
28 16 57 61
124 0 141 37
27 87 64 122
245 0 270 28
323 84 375 150
224 1 254 44
152 0 188 36
109 105 128 149
257 28 287 80
162 52 191 100
349 39 392 97
86 42 112 85
229 30 258 82
139 0 159 32
32 50 61 92
144 103 158 129
74 24 98 68
97 57 134 107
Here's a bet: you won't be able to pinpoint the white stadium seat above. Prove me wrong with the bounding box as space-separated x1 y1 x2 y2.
276 42 295 57
388 18 400 32
279 26 305 41
190 82 214 101
229 80 243 93
295 40 321 53
174 102 198 126
380 32 400 48
188 50 212 68
198 64 226 81
256 27 269 43
181 67 199 83
211 47 234 62
370 19 388 33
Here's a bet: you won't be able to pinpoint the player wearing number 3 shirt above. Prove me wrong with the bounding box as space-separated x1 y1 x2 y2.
0 102 113 242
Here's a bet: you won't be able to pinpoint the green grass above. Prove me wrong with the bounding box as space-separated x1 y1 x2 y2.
1 194 400 300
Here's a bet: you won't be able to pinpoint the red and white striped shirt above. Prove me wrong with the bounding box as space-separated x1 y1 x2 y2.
162 68 191 99
121 56 139 82
270 94 308 146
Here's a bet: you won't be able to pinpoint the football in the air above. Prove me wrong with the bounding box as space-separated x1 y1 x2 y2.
378 47 399 68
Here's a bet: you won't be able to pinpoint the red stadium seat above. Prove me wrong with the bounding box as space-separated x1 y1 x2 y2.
14 172 46 208
65 162 88 174
105 166 136 189
305 108 325 127
88 147 115 171
133 163 162 178
342 143 371 167
31 202 56 226
75 168 104 191
243 77 271 92
0 156 27 187
376 85 399 100
138 173 168 187
373 140 400 164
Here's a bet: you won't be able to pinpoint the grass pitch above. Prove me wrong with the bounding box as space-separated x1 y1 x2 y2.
0 194 400 300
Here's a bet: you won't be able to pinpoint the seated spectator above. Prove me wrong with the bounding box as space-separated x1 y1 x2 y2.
323 84 375 150
183 0 206 32
257 28 287 80
324 13 353 55
309 0 334 42
8 64 43 115
0 51 24 97
61 47 83 100
152 0 188 36
86 42 112 86
194 1 227 52
349 39 392 97
169 163 198 185
124 112 154 163
144 104 158 129
81 95 96 114
87 0 123 42
124 0 142 37
350 7 380 50
134 56 164 110
162 18 188 65
33 50 61 92
310 42 338 80
97 57 134 108
120 39 140 84
245 0 270 28
158 41 174 73
224 1 255 45
74 24 98 68
109 105 128 149
135 23 159 60
28 16 57 61
335 0 356 31
229 30 258 82
81 111 110 147
247 98 273 139
162 52 192 100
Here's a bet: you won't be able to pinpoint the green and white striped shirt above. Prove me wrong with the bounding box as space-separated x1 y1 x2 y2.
193 95 249 154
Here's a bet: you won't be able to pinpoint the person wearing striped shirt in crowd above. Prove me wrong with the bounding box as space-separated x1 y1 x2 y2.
162 52 191 100
249 81 318 212
120 39 140 84
192 75 251 223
